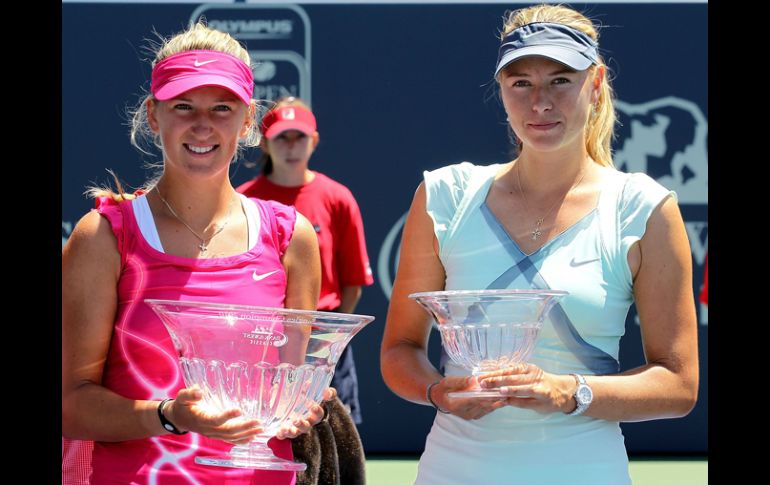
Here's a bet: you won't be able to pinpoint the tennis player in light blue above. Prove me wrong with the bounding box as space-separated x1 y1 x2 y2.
380 4 699 484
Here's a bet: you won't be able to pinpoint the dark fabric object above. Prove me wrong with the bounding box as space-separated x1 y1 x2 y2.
292 397 366 485
330 345 362 424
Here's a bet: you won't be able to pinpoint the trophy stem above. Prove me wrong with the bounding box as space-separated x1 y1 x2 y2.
194 434 307 471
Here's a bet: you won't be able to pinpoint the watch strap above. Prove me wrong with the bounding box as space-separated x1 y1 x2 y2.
158 398 189 435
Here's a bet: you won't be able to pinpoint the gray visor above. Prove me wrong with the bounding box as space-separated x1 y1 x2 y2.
494 22 599 78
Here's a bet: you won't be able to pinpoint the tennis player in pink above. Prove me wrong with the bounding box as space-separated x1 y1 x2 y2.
62 22 332 484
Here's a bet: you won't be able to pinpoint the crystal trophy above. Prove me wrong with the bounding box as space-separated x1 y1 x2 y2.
409 289 567 398
146 299 374 470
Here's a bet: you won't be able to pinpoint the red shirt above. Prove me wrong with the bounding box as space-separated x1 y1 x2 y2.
237 171 374 311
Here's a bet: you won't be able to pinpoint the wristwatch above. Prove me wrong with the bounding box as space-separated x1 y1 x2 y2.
567 374 593 416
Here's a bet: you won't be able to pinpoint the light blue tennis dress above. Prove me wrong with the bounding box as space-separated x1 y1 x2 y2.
415 162 674 485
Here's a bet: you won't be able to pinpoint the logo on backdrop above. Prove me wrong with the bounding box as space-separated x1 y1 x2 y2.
377 96 708 324
190 4 312 104
614 97 707 205
253 61 277 82
207 19 293 39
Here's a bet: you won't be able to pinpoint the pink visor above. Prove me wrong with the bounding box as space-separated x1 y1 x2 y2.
151 50 254 105
260 105 317 139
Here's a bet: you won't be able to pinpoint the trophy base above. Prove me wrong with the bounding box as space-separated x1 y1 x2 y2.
195 454 307 471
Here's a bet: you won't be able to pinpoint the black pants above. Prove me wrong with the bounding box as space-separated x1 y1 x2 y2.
329 345 362 424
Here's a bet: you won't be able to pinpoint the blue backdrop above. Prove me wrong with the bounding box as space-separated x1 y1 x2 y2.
62 1 707 455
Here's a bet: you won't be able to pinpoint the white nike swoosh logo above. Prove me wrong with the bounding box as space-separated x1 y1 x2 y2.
252 269 279 281
194 59 217 67
570 257 600 267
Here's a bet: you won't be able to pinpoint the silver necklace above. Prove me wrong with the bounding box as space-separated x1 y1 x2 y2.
155 187 233 252
516 161 586 241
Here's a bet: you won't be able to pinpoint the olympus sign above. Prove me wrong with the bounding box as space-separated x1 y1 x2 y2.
208 19 293 39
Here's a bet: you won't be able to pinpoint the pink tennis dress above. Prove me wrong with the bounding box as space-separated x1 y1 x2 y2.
64 194 299 485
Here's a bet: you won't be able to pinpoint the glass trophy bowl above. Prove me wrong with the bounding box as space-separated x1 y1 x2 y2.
145 299 374 471
409 289 567 398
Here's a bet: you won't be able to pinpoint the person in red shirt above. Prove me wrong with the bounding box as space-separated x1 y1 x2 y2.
237 96 373 484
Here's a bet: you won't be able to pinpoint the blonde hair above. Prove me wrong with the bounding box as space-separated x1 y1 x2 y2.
129 21 260 159
500 4 616 167
84 169 141 202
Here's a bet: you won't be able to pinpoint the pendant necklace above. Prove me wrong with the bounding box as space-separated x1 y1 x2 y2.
155 187 234 252
516 162 586 241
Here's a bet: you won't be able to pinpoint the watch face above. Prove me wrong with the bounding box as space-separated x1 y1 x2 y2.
577 385 593 403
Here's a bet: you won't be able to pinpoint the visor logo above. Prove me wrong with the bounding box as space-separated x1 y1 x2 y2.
282 108 296 120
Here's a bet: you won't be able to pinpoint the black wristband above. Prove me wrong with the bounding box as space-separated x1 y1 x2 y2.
157 398 188 435
426 381 451 414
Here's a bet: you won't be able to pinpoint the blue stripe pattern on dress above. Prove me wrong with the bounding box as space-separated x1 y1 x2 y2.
472 203 620 375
